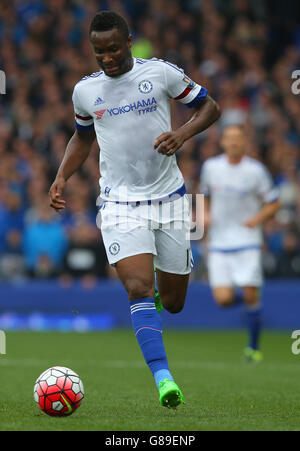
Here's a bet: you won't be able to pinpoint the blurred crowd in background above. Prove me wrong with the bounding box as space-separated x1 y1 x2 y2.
0 0 300 284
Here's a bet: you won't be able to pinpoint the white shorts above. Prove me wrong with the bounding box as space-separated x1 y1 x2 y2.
97 195 192 275
207 248 263 288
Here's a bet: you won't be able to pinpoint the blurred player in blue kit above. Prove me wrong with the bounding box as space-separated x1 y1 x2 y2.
200 125 281 361
49 11 221 407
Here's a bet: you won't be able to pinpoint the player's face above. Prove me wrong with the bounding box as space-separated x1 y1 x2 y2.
90 28 133 77
221 126 245 159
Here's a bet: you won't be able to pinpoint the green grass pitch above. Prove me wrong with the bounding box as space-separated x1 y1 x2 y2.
0 329 299 431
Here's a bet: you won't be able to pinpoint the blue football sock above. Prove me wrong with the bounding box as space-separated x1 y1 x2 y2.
130 298 173 388
244 304 263 350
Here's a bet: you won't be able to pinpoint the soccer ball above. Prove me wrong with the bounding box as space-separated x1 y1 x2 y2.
33 366 84 416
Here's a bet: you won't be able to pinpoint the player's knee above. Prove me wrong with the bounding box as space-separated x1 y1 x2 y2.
214 293 234 308
125 278 154 301
243 288 260 306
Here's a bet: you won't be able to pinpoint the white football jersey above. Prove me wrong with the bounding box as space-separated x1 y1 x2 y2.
200 154 279 250
73 57 207 202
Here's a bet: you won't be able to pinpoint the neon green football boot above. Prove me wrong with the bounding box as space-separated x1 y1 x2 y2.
155 289 163 314
158 379 184 409
244 346 263 363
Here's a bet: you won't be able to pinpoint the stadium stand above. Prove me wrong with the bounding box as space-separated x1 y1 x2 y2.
0 0 299 281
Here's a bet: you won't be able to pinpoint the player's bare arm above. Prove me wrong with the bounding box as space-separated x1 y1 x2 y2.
49 128 95 212
243 199 281 228
154 95 221 156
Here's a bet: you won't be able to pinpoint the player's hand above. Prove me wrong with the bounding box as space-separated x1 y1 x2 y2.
49 176 67 213
243 218 259 228
154 131 186 156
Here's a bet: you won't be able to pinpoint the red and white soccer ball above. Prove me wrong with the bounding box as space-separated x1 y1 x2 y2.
34 366 84 416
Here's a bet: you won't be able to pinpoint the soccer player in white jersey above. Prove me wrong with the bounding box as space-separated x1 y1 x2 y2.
49 11 220 407
200 125 280 362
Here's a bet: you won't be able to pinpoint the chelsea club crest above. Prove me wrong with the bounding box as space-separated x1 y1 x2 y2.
138 80 153 94
109 242 120 255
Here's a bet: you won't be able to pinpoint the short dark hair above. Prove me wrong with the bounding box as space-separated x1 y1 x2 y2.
89 11 130 39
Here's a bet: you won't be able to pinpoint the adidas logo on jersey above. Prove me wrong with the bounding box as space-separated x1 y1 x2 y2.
94 97 105 105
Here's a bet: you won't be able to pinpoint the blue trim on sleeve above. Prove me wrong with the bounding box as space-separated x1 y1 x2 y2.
186 87 208 108
75 122 94 131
